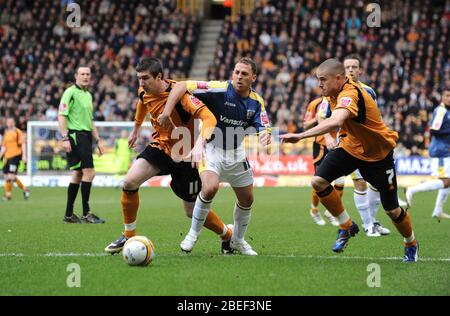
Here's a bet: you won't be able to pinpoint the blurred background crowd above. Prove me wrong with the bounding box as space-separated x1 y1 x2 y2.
1 0 449 157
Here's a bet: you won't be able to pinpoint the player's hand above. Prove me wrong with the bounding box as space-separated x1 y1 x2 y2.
258 130 271 146
97 141 105 157
62 139 72 153
128 132 138 148
157 112 171 128
189 138 206 169
279 133 303 143
22 155 27 164
324 135 337 150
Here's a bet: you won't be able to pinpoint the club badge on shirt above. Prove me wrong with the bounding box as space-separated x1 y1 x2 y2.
189 95 203 109
260 111 270 126
338 97 352 108
247 109 256 120
59 103 67 112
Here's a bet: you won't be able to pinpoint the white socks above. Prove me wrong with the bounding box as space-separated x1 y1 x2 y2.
433 187 450 216
189 193 211 237
233 203 252 241
404 232 416 244
409 179 444 195
124 221 136 232
354 190 372 229
336 210 351 226
367 186 381 221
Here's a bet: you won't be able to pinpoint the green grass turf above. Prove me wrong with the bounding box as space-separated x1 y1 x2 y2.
0 186 449 296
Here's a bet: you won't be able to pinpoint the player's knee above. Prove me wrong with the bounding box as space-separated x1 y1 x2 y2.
123 178 139 191
442 178 450 188
379 191 399 213
72 171 82 183
201 184 219 201
311 176 329 192
385 207 402 220
238 195 254 208
84 169 95 181
353 179 367 191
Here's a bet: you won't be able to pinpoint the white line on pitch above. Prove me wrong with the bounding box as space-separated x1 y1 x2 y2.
1 252 449 262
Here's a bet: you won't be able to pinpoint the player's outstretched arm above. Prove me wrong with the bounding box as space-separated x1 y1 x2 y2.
280 109 349 143
316 111 338 150
157 81 188 127
303 117 318 131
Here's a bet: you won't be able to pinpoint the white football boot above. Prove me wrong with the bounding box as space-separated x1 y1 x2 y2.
373 221 390 235
180 232 198 253
230 239 258 256
363 224 381 237
324 210 339 226
310 210 326 226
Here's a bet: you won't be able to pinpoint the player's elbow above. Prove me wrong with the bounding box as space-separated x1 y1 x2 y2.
174 81 188 93
334 119 344 129
210 115 217 127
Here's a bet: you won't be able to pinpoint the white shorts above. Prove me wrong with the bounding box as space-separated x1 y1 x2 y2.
199 142 253 187
430 157 450 178
351 169 363 180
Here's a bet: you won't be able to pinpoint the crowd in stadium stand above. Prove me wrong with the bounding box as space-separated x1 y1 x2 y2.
209 0 449 156
0 0 449 157
0 0 200 128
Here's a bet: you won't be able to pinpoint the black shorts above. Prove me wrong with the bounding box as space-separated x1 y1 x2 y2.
312 142 328 170
137 145 201 202
3 155 21 174
315 148 399 210
67 130 94 170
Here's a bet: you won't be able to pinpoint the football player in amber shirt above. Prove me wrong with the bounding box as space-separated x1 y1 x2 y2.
280 58 418 262
0 118 29 200
105 58 232 254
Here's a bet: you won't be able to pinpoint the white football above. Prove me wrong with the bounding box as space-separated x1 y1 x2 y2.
122 236 155 266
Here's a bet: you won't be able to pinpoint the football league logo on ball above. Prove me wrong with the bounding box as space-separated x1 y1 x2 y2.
122 236 155 266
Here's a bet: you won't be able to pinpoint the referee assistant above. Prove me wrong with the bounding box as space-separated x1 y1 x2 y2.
58 66 105 224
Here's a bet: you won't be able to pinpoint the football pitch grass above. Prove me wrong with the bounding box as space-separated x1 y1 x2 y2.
0 186 449 296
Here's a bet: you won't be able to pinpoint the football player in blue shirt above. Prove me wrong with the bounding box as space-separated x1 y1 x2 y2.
158 57 271 255
405 88 450 220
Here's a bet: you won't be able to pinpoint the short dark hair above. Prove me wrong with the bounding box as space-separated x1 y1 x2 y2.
343 54 362 67
136 57 164 79
75 65 90 74
237 57 257 75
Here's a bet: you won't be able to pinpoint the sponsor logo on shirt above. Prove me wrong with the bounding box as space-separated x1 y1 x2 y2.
338 97 352 107
220 115 247 127
59 103 67 112
225 101 236 107
197 82 208 89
